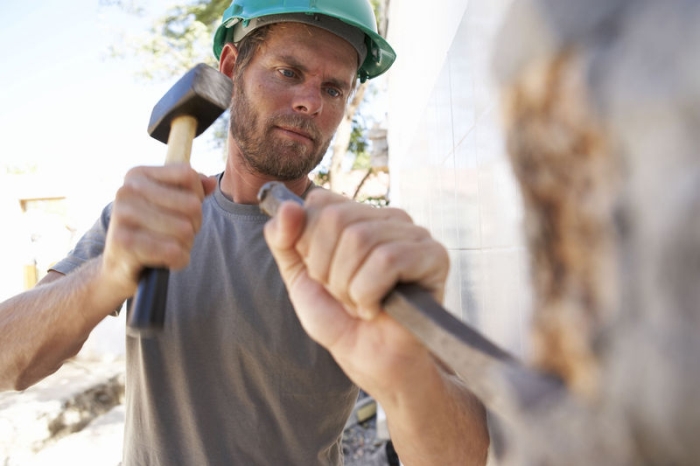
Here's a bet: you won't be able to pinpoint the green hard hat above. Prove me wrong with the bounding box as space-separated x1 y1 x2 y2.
213 0 396 82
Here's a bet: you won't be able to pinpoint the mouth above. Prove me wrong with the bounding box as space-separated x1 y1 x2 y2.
275 125 315 143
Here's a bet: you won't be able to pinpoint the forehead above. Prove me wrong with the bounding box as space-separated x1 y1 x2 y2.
260 23 358 78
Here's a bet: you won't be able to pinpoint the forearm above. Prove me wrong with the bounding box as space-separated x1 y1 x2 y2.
377 353 490 466
0 258 128 391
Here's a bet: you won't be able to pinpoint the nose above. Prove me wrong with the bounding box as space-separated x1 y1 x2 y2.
292 82 323 116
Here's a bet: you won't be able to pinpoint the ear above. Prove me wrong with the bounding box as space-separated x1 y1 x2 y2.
219 42 239 79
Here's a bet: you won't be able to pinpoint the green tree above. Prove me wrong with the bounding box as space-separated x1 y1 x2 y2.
102 0 227 79
102 0 390 200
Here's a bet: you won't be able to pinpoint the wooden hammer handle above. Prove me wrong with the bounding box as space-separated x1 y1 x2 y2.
127 115 198 334
165 115 197 164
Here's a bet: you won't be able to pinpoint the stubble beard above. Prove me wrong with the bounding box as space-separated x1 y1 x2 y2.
229 84 331 181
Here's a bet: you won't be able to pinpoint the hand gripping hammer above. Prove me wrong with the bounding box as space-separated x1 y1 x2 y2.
127 64 232 334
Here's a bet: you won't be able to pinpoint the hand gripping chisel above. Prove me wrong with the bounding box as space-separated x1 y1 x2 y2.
257 181 565 424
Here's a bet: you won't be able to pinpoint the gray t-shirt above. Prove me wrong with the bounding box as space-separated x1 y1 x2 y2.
52 176 358 465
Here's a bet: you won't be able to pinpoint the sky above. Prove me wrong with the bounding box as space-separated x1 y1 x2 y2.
0 0 226 182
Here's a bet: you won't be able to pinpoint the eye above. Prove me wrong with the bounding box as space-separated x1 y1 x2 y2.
279 68 296 78
326 87 342 98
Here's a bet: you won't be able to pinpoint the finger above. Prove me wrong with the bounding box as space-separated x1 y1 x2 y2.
112 192 199 252
264 200 308 287
348 237 450 320
106 220 193 271
124 166 207 213
118 167 206 238
327 220 432 311
300 196 412 286
285 268 359 351
131 164 210 198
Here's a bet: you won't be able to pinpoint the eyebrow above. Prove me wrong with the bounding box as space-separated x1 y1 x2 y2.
276 53 354 92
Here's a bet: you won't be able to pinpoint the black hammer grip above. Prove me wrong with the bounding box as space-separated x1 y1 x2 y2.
128 267 169 333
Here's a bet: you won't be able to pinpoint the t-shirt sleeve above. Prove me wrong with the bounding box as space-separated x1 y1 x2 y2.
50 202 112 276
50 203 123 315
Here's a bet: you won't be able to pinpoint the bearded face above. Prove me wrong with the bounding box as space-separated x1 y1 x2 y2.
228 77 333 181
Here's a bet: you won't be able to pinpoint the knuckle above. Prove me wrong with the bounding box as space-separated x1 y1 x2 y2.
319 203 346 232
124 166 142 179
116 177 146 201
306 189 348 209
114 183 132 202
305 188 328 205
413 225 431 240
176 165 200 186
182 195 203 219
176 249 193 270
387 207 414 223
161 240 188 269
174 218 197 243
343 223 373 250
373 245 401 271
115 202 141 228
172 252 191 270
110 227 135 251
432 240 451 267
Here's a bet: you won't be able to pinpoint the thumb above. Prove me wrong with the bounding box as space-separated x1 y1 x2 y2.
264 201 355 350
264 201 307 285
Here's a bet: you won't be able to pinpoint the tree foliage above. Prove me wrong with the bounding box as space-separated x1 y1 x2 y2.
102 0 228 80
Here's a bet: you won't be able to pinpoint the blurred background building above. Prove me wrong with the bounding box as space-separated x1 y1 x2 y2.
387 0 531 357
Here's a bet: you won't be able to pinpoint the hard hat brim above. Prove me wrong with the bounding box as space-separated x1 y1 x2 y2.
213 10 396 81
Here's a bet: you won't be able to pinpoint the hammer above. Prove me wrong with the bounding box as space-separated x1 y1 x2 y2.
127 63 232 333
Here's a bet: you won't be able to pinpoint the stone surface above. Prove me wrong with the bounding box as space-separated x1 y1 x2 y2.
486 0 700 464
25 405 125 466
0 357 396 465
0 357 125 466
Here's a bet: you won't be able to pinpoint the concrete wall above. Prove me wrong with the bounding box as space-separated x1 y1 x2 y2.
386 0 531 356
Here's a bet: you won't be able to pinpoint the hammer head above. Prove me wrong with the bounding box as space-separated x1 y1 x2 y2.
148 63 233 144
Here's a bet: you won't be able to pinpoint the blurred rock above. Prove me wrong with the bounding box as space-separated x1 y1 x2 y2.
0 357 125 466
487 0 700 463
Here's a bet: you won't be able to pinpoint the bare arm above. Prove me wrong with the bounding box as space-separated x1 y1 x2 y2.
378 354 489 465
0 263 129 391
0 165 217 392
264 189 489 465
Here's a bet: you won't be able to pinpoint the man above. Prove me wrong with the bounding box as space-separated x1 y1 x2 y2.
0 0 489 464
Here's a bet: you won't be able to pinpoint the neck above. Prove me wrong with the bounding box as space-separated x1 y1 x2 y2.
220 137 312 205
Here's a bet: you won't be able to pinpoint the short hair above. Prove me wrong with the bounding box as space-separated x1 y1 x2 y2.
231 25 271 83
